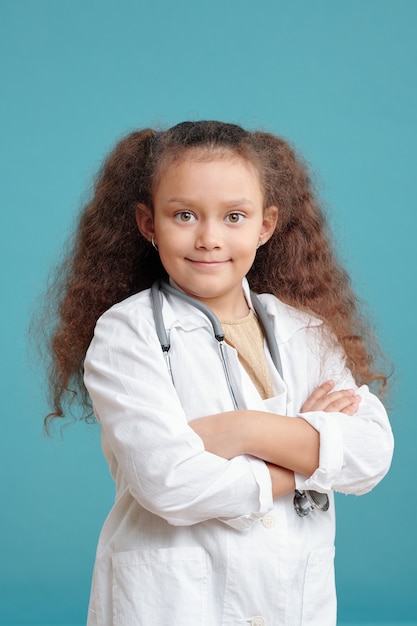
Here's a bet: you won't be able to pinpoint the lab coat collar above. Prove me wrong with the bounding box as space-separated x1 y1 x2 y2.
161 277 322 343
244 278 322 344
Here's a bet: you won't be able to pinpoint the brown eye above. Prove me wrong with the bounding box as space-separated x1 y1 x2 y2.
226 212 244 224
176 211 195 222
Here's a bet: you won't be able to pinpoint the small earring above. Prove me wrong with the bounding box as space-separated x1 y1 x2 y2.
257 239 262 250
151 235 158 251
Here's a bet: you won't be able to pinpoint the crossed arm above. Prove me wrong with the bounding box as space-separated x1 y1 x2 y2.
190 380 361 499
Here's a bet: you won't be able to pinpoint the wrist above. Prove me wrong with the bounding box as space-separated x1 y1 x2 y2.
267 463 295 498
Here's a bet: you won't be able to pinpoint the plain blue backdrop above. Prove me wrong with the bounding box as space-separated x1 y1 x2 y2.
1 1 416 624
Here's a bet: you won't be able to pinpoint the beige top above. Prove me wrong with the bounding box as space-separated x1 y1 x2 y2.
220 309 274 400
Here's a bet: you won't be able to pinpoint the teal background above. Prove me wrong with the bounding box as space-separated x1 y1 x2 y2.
1 0 416 624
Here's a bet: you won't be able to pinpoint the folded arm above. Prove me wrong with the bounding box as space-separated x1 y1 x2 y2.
190 381 362 498
84 306 276 528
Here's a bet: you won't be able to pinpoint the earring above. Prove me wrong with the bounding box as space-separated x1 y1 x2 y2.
151 235 158 251
257 239 262 250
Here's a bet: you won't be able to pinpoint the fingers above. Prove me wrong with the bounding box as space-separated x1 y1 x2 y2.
301 380 335 412
321 390 361 415
301 380 361 415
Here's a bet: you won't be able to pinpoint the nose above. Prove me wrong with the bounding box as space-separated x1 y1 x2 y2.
195 220 221 250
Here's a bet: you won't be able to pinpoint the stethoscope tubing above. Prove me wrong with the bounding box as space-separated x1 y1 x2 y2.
150 280 329 516
152 280 283 377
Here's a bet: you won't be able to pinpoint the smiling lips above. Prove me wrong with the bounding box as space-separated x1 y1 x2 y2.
186 258 230 266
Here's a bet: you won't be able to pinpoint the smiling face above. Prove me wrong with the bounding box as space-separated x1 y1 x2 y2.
137 153 278 318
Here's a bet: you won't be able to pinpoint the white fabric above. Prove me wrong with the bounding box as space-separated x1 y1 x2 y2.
83 279 393 626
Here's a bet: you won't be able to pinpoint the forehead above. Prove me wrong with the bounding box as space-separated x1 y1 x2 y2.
154 149 263 194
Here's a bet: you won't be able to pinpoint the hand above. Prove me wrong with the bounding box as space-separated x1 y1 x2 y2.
301 380 361 416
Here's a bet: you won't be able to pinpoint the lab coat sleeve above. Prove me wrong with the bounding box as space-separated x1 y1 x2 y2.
84 305 273 529
294 336 394 495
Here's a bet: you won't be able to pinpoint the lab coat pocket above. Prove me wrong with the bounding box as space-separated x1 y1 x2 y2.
301 546 336 626
112 546 207 626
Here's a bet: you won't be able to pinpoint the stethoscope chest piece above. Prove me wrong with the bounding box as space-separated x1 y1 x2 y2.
293 489 330 517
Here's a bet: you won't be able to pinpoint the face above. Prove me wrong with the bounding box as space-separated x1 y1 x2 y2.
137 155 277 318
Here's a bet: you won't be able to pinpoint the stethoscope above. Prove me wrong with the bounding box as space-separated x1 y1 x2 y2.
151 280 329 517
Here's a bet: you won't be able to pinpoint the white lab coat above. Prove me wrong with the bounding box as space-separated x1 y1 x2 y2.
83 279 393 626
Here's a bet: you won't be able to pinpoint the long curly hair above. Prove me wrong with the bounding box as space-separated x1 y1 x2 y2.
40 120 388 428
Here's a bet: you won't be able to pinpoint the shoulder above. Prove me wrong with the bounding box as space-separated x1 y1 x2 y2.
92 289 155 344
85 289 165 367
100 288 153 320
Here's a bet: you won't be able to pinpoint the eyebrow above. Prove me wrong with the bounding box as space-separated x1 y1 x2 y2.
166 197 255 207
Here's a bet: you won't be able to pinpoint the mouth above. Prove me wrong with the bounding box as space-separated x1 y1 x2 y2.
186 259 230 267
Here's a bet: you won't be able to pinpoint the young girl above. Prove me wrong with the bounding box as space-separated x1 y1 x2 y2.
45 121 393 626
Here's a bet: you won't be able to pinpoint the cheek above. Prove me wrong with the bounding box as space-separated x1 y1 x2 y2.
157 239 184 267
242 230 262 251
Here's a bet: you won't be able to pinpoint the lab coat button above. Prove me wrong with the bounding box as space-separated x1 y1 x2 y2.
262 514 275 528
251 617 266 626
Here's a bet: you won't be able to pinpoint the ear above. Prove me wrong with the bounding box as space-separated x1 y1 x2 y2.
259 205 278 244
135 203 154 242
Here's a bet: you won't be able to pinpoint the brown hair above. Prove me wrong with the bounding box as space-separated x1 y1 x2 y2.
41 120 388 428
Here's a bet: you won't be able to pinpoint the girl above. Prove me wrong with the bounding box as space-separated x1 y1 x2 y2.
45 121 393 626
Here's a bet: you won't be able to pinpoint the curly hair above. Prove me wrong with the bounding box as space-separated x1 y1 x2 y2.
41 120 388 428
